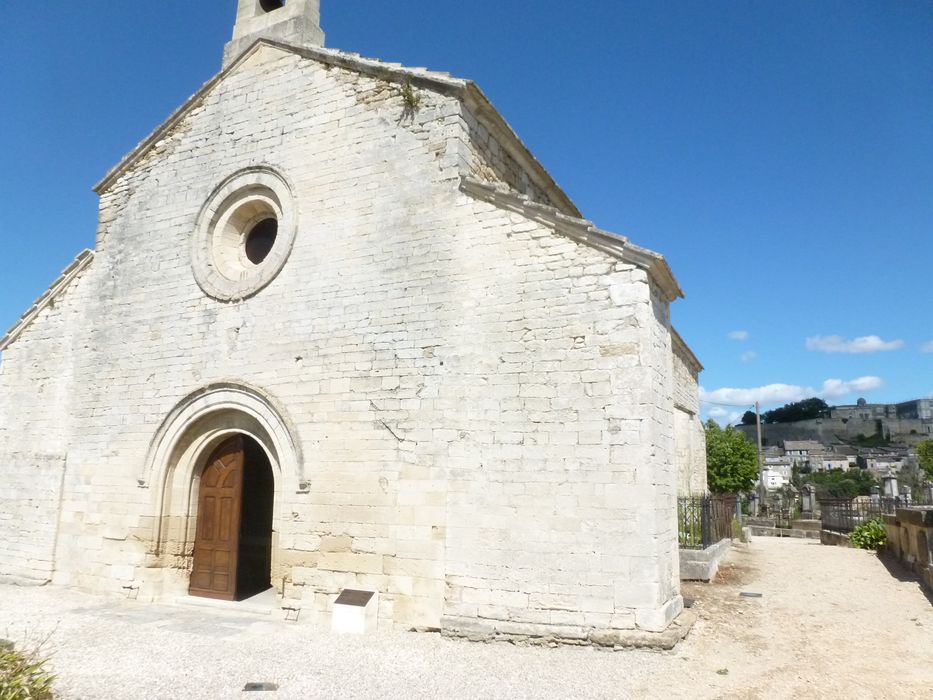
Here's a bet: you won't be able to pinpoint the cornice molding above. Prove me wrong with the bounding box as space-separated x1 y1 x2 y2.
94 38 580 221
460 177 683 302
0 250 94 351
671 326 704 373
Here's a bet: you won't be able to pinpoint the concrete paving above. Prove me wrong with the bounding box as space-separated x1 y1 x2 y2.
2 538 931 699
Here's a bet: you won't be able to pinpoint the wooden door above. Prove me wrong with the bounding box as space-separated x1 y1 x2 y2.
189 436 244 600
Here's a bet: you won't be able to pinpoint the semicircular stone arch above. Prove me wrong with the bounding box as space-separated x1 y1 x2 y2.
142 382 305 494
140 383 306 595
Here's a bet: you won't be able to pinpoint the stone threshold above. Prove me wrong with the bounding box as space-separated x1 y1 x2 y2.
440 609 698 651
173 587 280 616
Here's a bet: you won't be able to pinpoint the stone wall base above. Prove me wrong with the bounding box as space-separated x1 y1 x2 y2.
440 609 696 651
820 530 853 547
750 526 821 540
679 538 731 581
0 574 50 587
883 509 933 594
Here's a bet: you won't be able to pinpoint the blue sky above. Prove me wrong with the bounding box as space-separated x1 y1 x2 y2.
2 1 931 423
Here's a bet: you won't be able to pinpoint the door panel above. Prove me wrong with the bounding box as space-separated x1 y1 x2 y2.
189 436 244 601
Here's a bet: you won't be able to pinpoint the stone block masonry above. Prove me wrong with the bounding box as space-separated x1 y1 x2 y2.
0 454 65 585
0 35 699 643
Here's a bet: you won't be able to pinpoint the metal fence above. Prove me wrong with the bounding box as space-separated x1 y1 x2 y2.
819 496 932 534
678 494 737 550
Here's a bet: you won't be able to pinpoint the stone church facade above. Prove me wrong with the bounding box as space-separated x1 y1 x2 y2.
0 1 705 640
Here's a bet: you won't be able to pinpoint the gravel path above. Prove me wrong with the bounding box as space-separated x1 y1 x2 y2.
1 538 931 699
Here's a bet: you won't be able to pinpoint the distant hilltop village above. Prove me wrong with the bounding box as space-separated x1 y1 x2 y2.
736 397 931 491
737 397 933 447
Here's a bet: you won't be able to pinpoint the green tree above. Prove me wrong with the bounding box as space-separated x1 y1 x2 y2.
918 439 933 480
803 469 878 498
762 397 830 424
705 420 759 493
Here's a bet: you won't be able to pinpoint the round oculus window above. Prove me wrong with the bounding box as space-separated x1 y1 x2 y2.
191 168 297 301
245 218 278 265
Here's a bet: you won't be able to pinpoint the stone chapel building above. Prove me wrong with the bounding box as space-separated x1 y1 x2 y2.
0 0 706 642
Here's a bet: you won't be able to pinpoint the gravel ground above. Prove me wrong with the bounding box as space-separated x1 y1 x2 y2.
1 538 931 699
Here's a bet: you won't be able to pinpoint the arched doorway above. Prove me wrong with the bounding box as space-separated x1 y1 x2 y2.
189 434 274 601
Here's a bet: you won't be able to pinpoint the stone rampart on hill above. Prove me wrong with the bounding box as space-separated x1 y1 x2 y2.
737 417 931 446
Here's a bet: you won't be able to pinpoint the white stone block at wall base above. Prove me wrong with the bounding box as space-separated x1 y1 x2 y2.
331 589 378 634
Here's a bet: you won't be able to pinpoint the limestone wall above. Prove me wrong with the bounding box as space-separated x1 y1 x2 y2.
0 43 684 635
0 263 91 456
0 454 65 584
671 332 706 495
883 509 933 593
437 209 681 633
460 106 562 211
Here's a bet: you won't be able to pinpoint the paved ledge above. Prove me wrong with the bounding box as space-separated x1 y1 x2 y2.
750 526 821 539
820 530 853 547
680 538 731 581
440 609 698 651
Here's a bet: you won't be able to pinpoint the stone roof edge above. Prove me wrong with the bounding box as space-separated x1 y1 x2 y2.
461 84 581 217
94 39 580 217
460 177 684 302
0 250 95 352
671 326 704 373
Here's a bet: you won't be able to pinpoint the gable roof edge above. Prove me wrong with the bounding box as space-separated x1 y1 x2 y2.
0 250 95 352
93 39 470 194
671 327 704 373
94 39 583 220
462 84 581 218
460 177 684 302
94 42 270 194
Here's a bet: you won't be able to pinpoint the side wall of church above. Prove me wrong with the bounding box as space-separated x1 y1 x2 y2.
438 189 681 634
672 338 707 495
0 269 92 583
0 454 66 584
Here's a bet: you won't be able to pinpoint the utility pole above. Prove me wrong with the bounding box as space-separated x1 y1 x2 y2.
755 402 765 505
755 401 763 469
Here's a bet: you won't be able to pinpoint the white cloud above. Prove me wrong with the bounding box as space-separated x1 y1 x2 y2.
740 351 758 364
805 335 904 354
707 406 744 425
700 376 883 407
728 330 749 341
921 341 933 353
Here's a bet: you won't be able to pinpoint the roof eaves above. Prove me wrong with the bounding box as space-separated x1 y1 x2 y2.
460 177 684 302
93 38 583 225
462 83 581 218
671 327 704 372
0 250 95 352
93 39 469 195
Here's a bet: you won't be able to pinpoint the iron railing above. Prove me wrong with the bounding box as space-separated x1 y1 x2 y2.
678 494 737 550
819 496 932 534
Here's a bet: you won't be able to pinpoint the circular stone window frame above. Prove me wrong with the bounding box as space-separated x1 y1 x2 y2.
192 167 298 302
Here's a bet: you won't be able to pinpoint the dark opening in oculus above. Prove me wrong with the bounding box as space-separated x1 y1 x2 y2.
245 218 278 265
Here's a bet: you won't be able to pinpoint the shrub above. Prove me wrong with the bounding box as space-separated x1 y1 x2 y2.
0 639 55 700
849 518 887 551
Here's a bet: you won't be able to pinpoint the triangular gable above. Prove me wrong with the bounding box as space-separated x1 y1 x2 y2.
460 177 683 303
93 39 581 218
0 250 94 351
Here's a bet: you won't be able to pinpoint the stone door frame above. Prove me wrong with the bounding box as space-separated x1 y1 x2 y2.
141 383 303 597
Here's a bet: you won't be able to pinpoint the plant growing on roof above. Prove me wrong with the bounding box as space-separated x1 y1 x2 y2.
397 79 422 122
